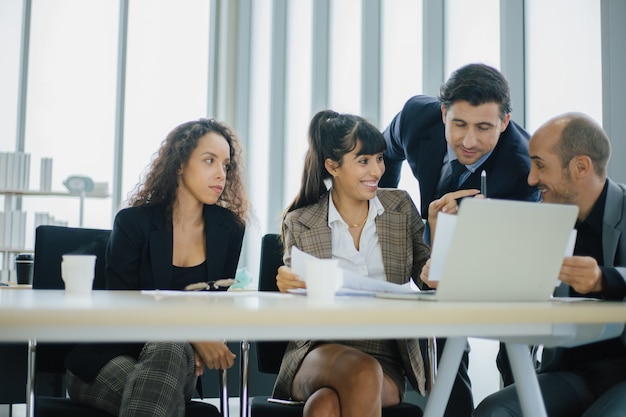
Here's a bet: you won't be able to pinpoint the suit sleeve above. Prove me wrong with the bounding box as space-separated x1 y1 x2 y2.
380 95 443 190
282 214 297 268
401 191 431 288
380 110 407 188
222 221 245 279
105 209 144 290
599 267 626 300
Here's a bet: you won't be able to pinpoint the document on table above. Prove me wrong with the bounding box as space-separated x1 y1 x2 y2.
427 213 456 282
141 290 279 297
291 246 421 295
555 228 578 287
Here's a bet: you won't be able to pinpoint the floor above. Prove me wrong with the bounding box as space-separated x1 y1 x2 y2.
0 397 243 417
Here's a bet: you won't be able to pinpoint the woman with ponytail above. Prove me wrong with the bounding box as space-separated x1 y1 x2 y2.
272 110 431 417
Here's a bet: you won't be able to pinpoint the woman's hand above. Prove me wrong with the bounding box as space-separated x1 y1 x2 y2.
190 341 236 375
276 265 306 293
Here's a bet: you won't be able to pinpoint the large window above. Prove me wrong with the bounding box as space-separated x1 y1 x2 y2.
328 0 362 115
445 0 500 75
380 1 423 203
22 0 118 239
122 0 211 205
0 0 616 406
0 1 22 147
381 0 423 126
284 0 313 217
0 0 607 275
525 0 602 132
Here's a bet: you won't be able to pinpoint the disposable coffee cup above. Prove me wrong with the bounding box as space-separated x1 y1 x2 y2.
61 254 96 294
15 253 34 285
305 259 343 303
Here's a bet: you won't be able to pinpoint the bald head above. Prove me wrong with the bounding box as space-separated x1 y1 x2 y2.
532 112 611 178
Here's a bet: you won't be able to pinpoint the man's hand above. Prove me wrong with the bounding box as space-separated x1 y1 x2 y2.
559 256 603 294
190 341 236 375
419 258 438 289
428 189 480 243
276 265 306 293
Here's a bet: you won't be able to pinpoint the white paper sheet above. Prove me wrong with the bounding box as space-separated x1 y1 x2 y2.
291 246 420 294
427 213 457 282
555 229 578 287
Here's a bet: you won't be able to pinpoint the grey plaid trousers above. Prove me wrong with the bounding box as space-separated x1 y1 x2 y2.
66 341 197 417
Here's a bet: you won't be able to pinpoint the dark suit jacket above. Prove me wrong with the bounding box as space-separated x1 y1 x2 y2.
499 179 626 385
106 204 244 290
540 179 626 370
273 189 431 399
380 95 540 218
66 203 245 382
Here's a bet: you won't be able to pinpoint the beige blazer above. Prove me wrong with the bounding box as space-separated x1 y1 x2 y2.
273 188 431 398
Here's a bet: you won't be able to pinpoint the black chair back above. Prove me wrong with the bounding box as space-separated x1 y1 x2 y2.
33 225 110 291
30 225 221 417
258 233 283 292
255 234 290 374
32 225 111 376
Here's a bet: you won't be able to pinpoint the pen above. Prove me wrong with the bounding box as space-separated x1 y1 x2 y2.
480 170 487 197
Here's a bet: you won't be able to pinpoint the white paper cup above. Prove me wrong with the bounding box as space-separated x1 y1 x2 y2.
305 259 342 303
61 254 96 294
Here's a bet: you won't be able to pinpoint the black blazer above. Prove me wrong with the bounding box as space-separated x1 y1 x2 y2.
66 203 245 382
380 95 540 218
106 204 245 290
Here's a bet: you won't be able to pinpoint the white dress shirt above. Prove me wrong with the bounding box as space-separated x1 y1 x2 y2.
327 192 386 281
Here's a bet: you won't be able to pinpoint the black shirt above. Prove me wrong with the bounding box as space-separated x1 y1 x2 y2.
571 180 626 300
563 179 626 364
173 260 208 290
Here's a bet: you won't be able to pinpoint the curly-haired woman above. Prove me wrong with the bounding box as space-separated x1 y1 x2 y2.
65 118 250 417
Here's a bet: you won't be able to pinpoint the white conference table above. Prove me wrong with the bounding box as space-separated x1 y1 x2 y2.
1 289 625 417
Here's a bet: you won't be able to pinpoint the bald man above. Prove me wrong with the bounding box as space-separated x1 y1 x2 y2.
474 113 626 417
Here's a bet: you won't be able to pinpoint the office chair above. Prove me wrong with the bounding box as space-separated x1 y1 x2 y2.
0 343 28 417
29 225 225 417
249 233 424 417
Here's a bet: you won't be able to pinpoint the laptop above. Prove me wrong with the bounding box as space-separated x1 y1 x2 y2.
379 198 579 302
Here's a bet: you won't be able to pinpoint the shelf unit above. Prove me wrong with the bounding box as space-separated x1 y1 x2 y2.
0 189 109 281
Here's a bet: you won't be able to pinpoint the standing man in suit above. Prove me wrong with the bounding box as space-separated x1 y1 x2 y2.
379 63 540 417
474 112 626 417
380 63 539 226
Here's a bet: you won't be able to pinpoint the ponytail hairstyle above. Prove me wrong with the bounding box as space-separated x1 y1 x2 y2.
284 109 386 216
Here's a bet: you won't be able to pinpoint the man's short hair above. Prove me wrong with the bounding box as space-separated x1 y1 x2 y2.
557 113 611 177
438 63 512 120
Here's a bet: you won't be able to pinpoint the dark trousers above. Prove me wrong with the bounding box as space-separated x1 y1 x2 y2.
474 358 626 417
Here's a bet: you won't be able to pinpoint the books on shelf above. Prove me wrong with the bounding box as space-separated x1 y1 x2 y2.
0 210 27 249
34 212 68 229
0 211 68 249
0 151 31 190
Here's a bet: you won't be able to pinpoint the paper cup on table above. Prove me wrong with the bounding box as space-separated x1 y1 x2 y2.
61 254 96 295
305 259 342 303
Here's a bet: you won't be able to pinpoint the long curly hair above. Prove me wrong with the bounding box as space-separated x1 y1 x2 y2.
127 118 249 226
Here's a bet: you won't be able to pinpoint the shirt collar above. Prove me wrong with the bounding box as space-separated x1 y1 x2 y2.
446 145 493 173
327 191 385 227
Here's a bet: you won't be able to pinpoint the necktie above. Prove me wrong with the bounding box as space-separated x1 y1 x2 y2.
439 159 467 197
